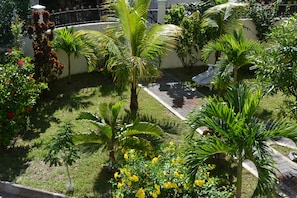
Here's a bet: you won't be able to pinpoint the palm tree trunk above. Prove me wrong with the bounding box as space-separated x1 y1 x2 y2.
68 54 71 83
234 67 238 85
236 156 243 198
130 84 138 120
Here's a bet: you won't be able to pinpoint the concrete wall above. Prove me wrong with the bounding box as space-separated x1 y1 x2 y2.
22 19 258 77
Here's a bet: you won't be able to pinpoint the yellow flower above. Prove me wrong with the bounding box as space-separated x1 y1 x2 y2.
124 152 128 159
115 195 120 198
174 171 179 177
129 175 139 182
117 182 123 189
194 179 205 187
169 141 174 146
154 184 160 195
149 192 158 198
179 174 184 179
135 188 145 198
114 171 119 179
163 182 178 189
183 183 188 190
127 181 132 186
152 157 158 164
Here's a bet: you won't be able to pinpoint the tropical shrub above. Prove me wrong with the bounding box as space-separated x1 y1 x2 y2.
111 142 234 198
165 3 207 69
254 14 297 118
0 48 46 148
248 0 280 41
0 0 28 46
27 10 64 83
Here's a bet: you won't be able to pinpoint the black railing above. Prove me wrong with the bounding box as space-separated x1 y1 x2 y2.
278 4 297 16
48 4 297 27
50 6 158 27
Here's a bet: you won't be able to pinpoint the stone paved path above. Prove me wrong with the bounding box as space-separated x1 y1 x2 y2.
143 71 297 198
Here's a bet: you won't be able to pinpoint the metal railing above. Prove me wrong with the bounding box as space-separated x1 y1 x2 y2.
50 6 158 27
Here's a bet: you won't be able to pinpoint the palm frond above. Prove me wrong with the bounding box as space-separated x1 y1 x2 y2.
186 136 234 182
123 122 164 138
77 111 113 139
73 132 105 145
140 24 182 60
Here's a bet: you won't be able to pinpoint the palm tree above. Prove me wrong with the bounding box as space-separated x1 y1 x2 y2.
186 84 297 197
52 27 97 83
201 29 262 84
76 0 181 119
202 2 248 62
74 101 163 164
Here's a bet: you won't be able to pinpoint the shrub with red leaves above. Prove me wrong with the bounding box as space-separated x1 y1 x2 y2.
27 10 64 83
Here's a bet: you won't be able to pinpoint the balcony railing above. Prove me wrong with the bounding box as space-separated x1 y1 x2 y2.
48 4 297 28
50 6 158 27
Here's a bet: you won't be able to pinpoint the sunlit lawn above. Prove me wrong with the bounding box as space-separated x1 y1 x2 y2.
0 67 292 197
0 71 187 197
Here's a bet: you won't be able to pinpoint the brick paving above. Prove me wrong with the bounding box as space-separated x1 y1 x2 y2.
143 71 297 198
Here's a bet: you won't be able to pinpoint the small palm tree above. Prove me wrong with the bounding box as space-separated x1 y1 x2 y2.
186 84 297 197
77 0 181 119
202 29 262 84
202 2 248 62
74 101 163 164
52 27 97 83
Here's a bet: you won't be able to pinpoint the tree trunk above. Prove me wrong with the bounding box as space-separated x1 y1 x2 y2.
68 54 71 84
234 67 238 85
130 84 138 120
236 156 243 198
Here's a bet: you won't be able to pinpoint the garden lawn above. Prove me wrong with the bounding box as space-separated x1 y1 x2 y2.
0 69 286 197
0 72 186 197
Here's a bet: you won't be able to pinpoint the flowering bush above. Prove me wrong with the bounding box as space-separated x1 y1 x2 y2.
0 48 46 147
111 142 234 197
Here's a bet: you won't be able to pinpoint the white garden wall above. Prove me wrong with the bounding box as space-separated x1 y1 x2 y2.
22 19 258 77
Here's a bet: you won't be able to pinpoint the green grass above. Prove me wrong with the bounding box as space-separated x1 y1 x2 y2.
0 72 187 197
0 68 291 197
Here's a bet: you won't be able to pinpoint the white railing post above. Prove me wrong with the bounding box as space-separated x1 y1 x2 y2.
157 0 167 24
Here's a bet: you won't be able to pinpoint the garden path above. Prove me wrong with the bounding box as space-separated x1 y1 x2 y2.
142 70 297 198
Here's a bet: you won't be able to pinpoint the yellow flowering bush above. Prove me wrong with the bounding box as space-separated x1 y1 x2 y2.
111 142 234 197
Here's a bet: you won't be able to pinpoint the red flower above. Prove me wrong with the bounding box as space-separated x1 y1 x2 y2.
6 48 13 53
18 59 24 66
29 77 34 81
7 112 15 119
27 107 33 112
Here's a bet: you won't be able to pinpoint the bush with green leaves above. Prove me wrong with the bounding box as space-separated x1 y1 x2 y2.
254 14 297 118
0 48 46 148
0 0 29 46
165 3 206 69
111 142 234 198
248 0 280 41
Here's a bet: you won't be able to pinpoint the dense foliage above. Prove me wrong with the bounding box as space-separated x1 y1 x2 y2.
254 14 297 118
0 48 46 148
111 142 234 198
0 0 29 46
248 0 280 41
165 3 208 69
27 10 64 83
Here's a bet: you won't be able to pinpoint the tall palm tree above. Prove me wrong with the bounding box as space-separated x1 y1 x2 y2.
74 101 163 164
77 0 181 119
52 27 97 83
201 29 262 84
186 84 297 197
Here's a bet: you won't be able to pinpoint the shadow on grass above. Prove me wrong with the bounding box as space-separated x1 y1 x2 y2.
22 72 126 141
0 146 30 181
93 166 113 198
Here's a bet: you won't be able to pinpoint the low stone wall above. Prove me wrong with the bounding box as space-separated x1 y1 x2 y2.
0 181 67 198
